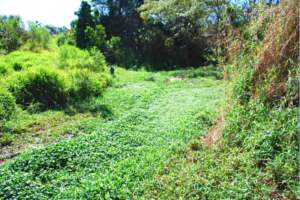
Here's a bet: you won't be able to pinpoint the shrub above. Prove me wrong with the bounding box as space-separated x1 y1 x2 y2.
89 47 106 72
0 15 28 54
69 69 108 99
0 63 9 75
225 0 299 106
27 24 51 51
0 87 16 121
57 33 67 47
7 67 70 110
58 45 106 72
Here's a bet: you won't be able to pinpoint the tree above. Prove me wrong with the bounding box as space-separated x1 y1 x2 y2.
74 1 95 49
0 15 27 54
85 24 106 50
139 0 231 66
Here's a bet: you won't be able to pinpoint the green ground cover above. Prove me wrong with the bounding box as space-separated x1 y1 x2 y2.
0 64 223 199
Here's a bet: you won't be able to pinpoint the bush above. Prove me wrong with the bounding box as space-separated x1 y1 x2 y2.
7 67 70 110
0 63 9 75
57 33 67 47
225 0 299 106
0 87 16 121
89 47 106 72
58 45 106 72
0 15 28 54
69 69 108 99
27 24 51 51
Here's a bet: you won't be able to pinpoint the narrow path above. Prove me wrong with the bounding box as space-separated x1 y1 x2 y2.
0 74 222 199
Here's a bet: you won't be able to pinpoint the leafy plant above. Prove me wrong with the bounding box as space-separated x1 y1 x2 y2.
6 67 70 110
0 87 16 121
27 24 51 51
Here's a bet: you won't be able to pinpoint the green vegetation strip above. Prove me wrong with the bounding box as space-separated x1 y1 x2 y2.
0 72 222 199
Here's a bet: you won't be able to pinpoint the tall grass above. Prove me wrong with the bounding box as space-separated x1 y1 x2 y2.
58 45 106 72
0 87 16 121
221 0 299 196
6 67 70 110
0 41 110 113
142 1 299 198
225 0 299 107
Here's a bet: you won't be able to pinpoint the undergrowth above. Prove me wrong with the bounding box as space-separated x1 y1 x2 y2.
0 41 112 156
0 66 222 199
143 0 299 199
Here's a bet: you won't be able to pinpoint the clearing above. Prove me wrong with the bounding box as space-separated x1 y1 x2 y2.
0 68 223 199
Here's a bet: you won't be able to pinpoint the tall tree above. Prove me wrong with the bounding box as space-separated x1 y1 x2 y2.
139 0 230 66
74 1 95 49
0 15 27 54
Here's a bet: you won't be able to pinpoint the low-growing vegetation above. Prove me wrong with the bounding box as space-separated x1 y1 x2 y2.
0 38 112 159
0 0 298 199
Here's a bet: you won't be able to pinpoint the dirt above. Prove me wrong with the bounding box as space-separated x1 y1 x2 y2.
201 118 225 145
169 76 187 81
0 152 20 166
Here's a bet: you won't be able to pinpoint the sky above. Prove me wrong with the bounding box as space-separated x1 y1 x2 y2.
0 0 86 28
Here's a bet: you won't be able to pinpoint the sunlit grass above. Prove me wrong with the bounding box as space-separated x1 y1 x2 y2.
0 62 223 199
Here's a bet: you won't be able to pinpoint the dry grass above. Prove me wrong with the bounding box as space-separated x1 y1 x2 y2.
225 0 299 106
201 117 224 146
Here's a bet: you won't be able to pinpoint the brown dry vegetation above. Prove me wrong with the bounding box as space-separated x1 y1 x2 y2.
226 0 299 106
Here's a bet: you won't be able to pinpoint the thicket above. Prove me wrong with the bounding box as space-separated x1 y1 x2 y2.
0 15 27 55
0 16 57 54
221 0 299 197
27 24 51 51
0 88 16 121
69 0 232 70
0 43 110 120
142 1 299 198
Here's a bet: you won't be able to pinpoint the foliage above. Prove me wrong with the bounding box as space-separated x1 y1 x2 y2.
69 68 108 99
135 1 299 199
85 25 106 50
105 36 122 63
55 28 76 47
6 67 70 110
0 43 110 114
0 87 16 121
58 45 106 72
225 0 299 107
0 15 27 54
0 67 222 199
74 1 95 49
56 33 67 47
139 0 229 67
27 23 51 51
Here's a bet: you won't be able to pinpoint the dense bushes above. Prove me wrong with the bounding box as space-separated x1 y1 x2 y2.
220 0 299 196
26 24 51 51
58 45 106 72
0 15 27 55
0 43 111 113
0 87 16 121
56 31 76 47
7 67 70 110
69 69 110 99
225 0 299 106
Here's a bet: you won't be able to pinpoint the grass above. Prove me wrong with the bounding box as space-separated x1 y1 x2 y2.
0 45 111 156
0 63 223 199
1 60 297 199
